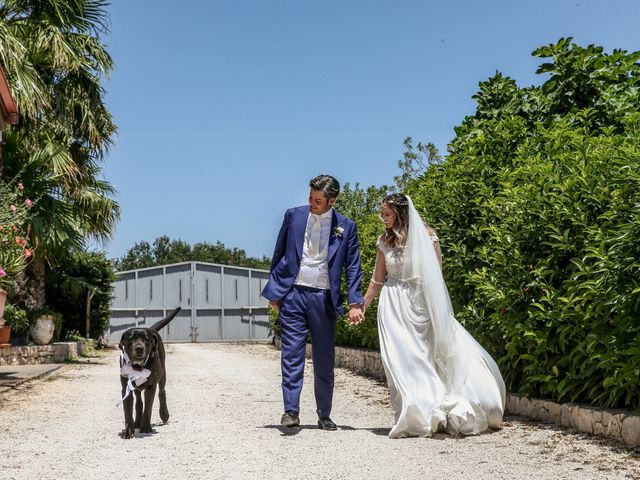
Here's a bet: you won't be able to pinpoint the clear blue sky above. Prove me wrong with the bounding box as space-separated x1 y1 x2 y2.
100 0 640 261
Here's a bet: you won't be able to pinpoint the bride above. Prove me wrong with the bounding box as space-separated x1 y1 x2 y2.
362 193 505 438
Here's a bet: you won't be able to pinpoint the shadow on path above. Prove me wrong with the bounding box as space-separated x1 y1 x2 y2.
261 423 507 440
262 424 390 437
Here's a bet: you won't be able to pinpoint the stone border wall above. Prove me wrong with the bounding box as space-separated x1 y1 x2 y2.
506 395 640 447
0 342 81 365
275 340 640 447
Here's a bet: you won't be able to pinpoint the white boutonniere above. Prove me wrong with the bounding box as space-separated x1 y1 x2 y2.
333 226 344 238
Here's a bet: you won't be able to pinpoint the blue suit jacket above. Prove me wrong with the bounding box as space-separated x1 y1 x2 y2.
261 205 364 315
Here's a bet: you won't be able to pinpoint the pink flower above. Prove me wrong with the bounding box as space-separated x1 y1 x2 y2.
17 183 24 192
0 268 6 277
10 204 16 214
24 199 33 208
24 248 32 258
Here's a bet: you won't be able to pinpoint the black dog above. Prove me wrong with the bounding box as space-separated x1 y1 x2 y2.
118 307 181 439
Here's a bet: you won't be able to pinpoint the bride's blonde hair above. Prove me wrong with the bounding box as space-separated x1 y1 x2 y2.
381 193 409 249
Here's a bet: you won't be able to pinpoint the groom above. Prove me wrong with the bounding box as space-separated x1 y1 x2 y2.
262 175 364 430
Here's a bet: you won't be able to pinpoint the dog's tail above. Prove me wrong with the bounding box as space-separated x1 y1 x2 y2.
149 307 182 332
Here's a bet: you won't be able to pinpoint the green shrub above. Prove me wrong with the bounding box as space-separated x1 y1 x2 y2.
268 306 280 339
3 303 30 334
413 120 640 409
45 251 116 339
407 39 640 409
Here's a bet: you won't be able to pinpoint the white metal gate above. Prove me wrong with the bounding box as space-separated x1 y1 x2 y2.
106 262 271 344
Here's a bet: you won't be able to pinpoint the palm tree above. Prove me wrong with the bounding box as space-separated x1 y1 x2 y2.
0 0 119 308
0 0 114 148
3 131 119 307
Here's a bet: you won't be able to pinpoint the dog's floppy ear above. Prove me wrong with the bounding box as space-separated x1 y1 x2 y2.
151 334 158 351
119 330 131 350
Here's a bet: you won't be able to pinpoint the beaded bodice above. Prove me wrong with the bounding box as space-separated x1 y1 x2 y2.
376 233 439 284
377 239 405 280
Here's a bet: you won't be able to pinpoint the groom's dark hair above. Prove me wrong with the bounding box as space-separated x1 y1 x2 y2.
309 175 340 199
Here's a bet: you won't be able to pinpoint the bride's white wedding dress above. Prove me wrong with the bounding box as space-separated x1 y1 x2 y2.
376 220 505 438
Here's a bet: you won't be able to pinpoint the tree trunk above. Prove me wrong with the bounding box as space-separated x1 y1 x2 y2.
85 290 95 338
27 259 46 309
11 265 42 311
0 138 5 178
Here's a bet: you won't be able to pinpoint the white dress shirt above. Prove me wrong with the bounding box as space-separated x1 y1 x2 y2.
295 208 333 289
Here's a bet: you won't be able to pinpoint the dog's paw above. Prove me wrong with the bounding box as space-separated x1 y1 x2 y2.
139 425 154 434
120 425 135 439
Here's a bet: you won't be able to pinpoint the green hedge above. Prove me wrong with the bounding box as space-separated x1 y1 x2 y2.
405 39 640 409
410 118 640 409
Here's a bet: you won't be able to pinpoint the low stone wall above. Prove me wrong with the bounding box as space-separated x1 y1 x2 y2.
277 341 387 381
330 345 386 381
507 395 640 447
276 340 640 447
0 342 80 366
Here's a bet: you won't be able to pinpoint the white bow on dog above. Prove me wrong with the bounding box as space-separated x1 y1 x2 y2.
117 349 151 407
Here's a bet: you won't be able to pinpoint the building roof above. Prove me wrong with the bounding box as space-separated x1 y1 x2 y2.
0 65 18 128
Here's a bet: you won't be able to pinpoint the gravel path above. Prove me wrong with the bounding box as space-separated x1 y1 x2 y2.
0 343 638 480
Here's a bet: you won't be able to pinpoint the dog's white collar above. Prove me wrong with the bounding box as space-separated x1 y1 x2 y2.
117 350 151 407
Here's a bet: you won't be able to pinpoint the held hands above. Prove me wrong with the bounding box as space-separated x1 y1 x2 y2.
348 304 365 325
271 299 365 324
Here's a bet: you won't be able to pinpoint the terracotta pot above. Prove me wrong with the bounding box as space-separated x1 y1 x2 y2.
0 325 11 345
30 315 55 345
0 288 7 321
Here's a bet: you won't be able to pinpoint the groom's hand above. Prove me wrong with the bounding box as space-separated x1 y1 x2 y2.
269 301 281 312
348 305 365 325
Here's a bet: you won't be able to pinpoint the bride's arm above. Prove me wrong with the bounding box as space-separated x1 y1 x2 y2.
363 249 386 310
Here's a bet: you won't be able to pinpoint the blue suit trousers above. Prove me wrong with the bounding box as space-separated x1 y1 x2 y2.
280 285 337 418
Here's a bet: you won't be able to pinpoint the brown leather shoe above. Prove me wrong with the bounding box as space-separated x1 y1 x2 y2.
317 416 337 431
281 411 300 428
